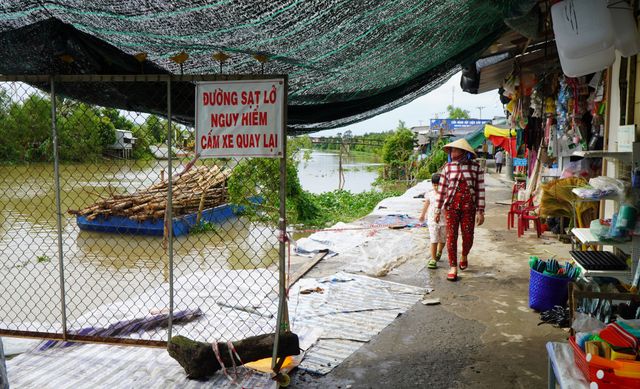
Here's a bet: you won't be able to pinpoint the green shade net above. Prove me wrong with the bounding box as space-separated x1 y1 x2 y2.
0 1 534 131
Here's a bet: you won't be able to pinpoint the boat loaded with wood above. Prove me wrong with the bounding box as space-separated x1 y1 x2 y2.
68 165 244 237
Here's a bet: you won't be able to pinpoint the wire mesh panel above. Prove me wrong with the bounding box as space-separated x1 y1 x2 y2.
0 81 63 337
0 75 283 346
56 80 174 344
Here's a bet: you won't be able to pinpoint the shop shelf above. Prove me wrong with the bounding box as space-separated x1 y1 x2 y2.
571 228 632 252
570 250 628 270
570 250 631 280
572 260 631 280
571 150 632 162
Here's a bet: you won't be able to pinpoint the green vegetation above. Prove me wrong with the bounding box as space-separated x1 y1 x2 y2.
14 254 51 268
303 189 401 228
228 135 399 228
0 90 188 163
381 121 415 181
190 221 218 234
415 138 448 180
447 105 470 119
36 255 51 263
228 136 320 226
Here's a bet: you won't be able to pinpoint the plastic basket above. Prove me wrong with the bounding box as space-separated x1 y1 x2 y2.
528 268 570 311
569 337 640 388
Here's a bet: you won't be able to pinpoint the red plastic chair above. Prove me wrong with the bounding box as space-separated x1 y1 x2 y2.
511 182 525 202
508 197 533 230
518 205 541 238
507 182 527 229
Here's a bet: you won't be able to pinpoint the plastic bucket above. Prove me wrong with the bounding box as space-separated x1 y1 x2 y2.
528 268 570 311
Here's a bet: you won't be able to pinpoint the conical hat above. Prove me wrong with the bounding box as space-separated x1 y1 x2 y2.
443 138 476 156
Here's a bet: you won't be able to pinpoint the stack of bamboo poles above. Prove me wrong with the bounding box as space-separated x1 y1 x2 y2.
69 165 230 222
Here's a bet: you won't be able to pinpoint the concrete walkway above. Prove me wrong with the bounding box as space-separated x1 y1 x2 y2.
291 172 571 388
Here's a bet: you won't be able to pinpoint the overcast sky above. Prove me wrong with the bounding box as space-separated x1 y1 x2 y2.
311 71 505 136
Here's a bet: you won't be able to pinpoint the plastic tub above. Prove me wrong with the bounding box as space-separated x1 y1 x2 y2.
570 337 640 388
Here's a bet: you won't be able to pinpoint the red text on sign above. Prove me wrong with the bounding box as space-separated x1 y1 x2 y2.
200 134 220 149
263 133 278 149
236 134 261 148
202 90 238 106
210 112 239 128
241 111 267 126
241 91 261 105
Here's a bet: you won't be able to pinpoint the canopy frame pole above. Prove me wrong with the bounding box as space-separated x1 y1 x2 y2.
272 77 290 378
166 77 175 342
51 76 68 339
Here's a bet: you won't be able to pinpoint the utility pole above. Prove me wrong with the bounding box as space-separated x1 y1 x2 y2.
451 86 455 107
476 106 485 119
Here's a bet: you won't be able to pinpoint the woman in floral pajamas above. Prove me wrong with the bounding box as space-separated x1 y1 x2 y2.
434 139 485 281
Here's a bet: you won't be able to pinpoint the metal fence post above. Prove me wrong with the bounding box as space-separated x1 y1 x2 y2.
166 77 175 342
272 77 289 372
51 76 68 339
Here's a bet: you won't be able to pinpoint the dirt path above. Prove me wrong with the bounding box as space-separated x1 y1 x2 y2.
291 173 571 388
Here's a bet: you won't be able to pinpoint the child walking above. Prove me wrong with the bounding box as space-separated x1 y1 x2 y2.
419 173 446 269
434 139 485 282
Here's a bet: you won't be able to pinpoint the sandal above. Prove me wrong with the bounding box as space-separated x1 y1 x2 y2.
435 251 442 262
446 270 458 281
427 259 437 269
459 258 468 271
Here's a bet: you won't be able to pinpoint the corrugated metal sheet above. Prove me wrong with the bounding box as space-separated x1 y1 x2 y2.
289 272 425 375
6 272 425 385
7 342 274 389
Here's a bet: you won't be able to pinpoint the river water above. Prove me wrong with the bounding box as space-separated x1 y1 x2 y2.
0 150 379 332
297 150 382 194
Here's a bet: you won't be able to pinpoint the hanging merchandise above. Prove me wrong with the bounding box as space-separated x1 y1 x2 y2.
555 76 593 159
520 73 537 96
503 72 518 99
526 117 543 151
530 86 543 118
510 94 528 130
586 70 606 150
548 122 557 158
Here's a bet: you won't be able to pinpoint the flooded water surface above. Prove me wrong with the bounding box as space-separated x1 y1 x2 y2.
0 151 380 333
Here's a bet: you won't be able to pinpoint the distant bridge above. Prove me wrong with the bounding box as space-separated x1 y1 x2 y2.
309 137 386 147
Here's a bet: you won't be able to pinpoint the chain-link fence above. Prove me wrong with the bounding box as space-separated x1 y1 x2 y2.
0 75 287 348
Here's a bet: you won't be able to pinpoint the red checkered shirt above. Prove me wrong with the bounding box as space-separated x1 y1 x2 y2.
435 160 485 213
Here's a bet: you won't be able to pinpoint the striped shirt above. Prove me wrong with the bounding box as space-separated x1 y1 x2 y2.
435 160 485 213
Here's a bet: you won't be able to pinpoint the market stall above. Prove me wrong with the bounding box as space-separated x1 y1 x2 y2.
465 0 640 386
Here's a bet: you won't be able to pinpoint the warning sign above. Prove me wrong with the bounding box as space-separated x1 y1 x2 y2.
195 79 285 158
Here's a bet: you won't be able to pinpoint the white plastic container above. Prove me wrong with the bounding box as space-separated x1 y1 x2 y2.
552 0 615 59
558 45 615 77
610 5 640 57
